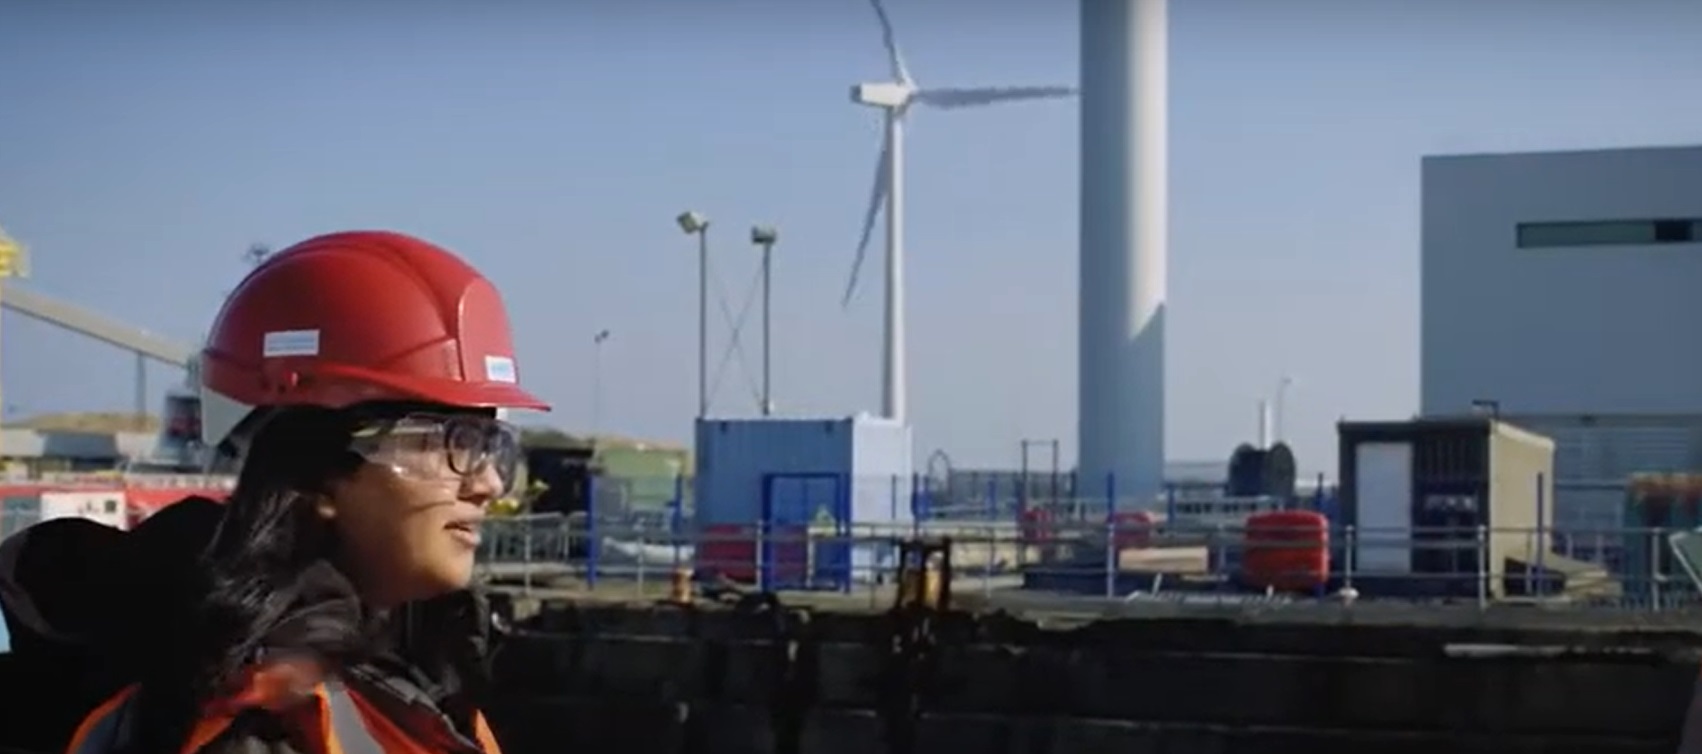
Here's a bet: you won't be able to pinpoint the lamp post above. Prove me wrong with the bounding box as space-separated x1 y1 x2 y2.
1470 399 1501 420
750 225 778 416
676 211 710 419
592 329 611 435
243 243 271 268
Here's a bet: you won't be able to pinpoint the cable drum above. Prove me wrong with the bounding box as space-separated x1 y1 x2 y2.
1263 442 1298 501
1226 443 1262 498
1226 442 1299 501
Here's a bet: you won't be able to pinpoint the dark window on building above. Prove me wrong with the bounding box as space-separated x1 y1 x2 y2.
1654 220 1693 243
1516 219 1702 249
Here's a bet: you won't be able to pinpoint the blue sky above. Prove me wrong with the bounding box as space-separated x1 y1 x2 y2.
0 0 1698 475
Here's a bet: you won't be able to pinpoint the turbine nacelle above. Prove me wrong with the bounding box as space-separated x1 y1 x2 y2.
852 82 913 109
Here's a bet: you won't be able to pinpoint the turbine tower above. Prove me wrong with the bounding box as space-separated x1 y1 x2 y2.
844 0 1075 423
1078 0 1168 506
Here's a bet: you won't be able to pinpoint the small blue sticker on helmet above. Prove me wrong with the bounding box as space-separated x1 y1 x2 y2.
484 355 517 383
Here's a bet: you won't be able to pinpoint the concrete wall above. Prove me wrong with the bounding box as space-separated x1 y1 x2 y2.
488 601 1702 754
1421 145 1702 417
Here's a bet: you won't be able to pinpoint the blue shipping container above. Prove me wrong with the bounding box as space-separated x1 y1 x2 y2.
694 416 913 588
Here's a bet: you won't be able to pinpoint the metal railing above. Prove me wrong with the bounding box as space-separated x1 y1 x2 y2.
524 471 1342 527
0 469 1679 613
471 514 1702 612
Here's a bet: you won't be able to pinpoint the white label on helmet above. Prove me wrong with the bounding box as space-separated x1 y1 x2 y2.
262 329 321 358
485 355 517 383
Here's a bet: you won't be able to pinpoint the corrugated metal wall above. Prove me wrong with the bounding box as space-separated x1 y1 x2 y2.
693 417 917 585
1512 415 1702 534
849 418 913 526
693 418 854 526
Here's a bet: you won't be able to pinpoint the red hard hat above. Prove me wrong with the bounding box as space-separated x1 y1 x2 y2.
200 230 547 447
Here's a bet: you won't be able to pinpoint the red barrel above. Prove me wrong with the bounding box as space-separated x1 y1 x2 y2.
766 524 810 586
1110 510 1156 549
1241 510 1330 592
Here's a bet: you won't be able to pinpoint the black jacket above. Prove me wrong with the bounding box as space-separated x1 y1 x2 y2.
0 497 501 754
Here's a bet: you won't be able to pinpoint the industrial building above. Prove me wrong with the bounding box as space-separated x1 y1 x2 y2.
1421 143 1702 533
1336 417 1557 599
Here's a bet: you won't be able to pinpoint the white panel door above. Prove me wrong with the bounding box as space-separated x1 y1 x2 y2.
1355 442 1414 574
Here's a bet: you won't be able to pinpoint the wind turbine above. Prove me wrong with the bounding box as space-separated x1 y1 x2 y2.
843 0 1075 424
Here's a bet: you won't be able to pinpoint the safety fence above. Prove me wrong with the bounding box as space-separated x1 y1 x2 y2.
472 513 1702 612
912 472 1339 523
580 472 1641 566
559 471 1338 529
0 469 1658 610
0 469 1634 528
0 474 1311 553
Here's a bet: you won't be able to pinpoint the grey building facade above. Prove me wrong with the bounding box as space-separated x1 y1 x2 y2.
1421 144 1702 532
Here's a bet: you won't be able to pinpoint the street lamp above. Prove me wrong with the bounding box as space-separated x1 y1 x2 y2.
592 329 611 435
676 211 710 419
1470 399 1501 420
243 243 272 268
750 225 778 416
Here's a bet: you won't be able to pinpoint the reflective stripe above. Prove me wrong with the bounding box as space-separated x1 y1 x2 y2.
68 682 484 754
323 684 386 754
472 714 501 754
65 688 138 754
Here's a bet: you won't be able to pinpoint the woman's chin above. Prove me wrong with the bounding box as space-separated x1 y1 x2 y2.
409 558 476 600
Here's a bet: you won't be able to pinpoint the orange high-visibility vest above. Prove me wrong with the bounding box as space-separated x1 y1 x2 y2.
64 682 502 754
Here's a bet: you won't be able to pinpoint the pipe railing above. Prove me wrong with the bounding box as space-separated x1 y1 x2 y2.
471 515 1702 612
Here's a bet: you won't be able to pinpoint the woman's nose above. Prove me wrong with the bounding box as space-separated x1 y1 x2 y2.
458 461 506 503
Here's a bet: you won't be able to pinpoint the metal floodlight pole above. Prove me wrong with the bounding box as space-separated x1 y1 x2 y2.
751 225 779 416
677 211 710 420
697 229 708 419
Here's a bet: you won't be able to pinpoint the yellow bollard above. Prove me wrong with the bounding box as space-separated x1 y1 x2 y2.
897 564 923 607
917 553 943 609
894 539 950 610
669 566 695 605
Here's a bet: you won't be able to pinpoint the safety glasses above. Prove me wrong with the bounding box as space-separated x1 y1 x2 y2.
347 413 522 496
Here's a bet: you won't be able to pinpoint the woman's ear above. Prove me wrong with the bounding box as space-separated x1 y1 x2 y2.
313 476 351 522
312 492 338 522
316 465 371 522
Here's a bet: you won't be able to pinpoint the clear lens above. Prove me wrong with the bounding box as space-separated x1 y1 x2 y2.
349 414 521 495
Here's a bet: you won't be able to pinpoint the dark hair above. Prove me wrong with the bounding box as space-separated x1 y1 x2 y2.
123 405 495 753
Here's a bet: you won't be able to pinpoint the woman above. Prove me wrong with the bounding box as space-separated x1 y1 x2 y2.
61 230 549 754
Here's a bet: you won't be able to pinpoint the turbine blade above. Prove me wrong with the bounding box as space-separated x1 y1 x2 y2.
913 85 1077 110
844 130 893 308
867 0 913 85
